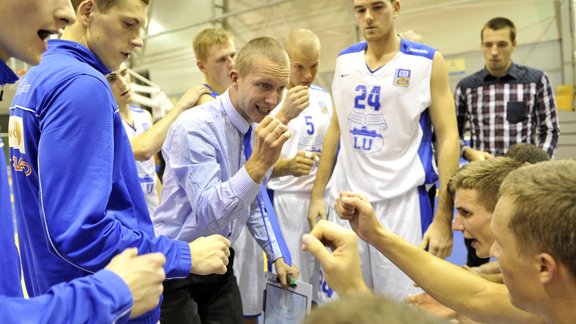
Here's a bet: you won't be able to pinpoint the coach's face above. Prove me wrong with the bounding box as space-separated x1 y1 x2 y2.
231 56 289 123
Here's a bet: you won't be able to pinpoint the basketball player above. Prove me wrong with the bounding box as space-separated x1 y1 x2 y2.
107 63 208 215
308 0 460 300
268 28 334 302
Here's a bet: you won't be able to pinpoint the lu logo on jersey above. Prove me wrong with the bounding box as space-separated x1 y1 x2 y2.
319 101 328 114
393 68 411 88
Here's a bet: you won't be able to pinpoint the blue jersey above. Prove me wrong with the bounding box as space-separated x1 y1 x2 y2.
0 60 23 298
8 40 191 323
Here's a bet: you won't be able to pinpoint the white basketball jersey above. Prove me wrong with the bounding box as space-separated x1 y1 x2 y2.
122 106 159 215
329 39 438 202
268 85 333 194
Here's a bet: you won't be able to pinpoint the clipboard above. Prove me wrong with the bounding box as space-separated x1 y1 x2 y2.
262 272 312 324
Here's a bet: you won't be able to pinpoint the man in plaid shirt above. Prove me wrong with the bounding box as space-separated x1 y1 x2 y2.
455 17 560 161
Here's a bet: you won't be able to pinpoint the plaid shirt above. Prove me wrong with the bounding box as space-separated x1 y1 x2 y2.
455 63 559 157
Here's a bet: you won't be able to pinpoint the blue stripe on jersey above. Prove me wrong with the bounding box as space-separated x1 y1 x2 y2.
338 41 367 56
129 105 144 113
418 185 433 236
418 109 438 185
204 83 219 98
400 38 435 60
310 84 328 93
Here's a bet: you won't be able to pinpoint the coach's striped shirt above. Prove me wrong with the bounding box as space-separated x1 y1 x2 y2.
455 63 559 157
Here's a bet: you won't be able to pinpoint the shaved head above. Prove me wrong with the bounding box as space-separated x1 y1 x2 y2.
285 28 321 57
284 28 321 88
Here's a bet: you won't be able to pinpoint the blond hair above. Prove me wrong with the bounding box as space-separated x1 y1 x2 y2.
498 160 576 277
448 158 521 212
71 0 149 12
192 27 233 62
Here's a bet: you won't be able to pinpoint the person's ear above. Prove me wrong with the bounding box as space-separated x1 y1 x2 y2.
78 0 96 27
229 70 239 88
392 0 401 18
537 252 557 285
196 60 206 73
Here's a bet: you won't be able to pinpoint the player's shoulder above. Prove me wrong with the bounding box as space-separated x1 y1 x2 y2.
129 105 146 113
310 84 328 93
338 41 367 57
399 39 436 60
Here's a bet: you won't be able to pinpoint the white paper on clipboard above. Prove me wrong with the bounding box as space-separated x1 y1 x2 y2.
262 272 312 324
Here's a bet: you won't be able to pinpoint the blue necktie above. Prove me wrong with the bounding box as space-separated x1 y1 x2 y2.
243 126 292 266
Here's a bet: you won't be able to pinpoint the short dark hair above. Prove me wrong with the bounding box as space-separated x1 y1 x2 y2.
481 17 516 42
71 0 150 13
505 143 550 164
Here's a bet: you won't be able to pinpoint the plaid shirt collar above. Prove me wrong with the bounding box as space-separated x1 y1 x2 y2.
481 62 520 82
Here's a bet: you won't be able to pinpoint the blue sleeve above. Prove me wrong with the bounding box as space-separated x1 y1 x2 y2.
0 270 132 324
37 76 191 277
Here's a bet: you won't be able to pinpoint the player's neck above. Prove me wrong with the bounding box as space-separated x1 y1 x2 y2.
61 24 88 52
205 78 227 95
365 34 401 70
550 284 576 324
486 61 512 78
119 103 132 124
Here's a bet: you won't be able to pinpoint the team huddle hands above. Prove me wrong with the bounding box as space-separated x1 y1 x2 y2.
173 84 212 111
104 248 167 318
301 220 369 296
273 150 319 178
334 192 384 246
290 151 319 177
246 116 292 183
307 198 327 228
273 257 300 289
189 235 232 275
301 192 382 296
463 147 494 162
275 85 310 124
